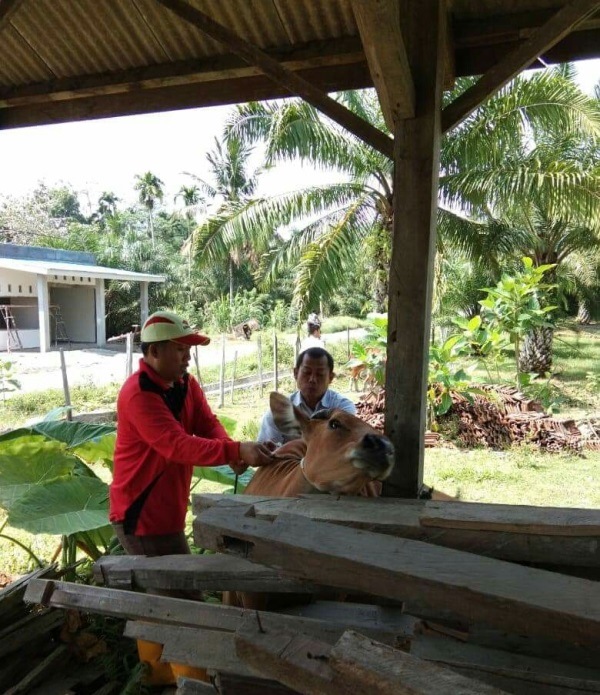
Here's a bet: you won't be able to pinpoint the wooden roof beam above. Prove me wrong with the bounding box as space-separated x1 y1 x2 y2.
0 37 364 108
155 0 394 160
350 0 415 130
0 0 24 29
442 0 600 133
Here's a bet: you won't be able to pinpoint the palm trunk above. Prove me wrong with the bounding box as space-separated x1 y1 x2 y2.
576 299 591 325
518 326 554 377
229 257 234 307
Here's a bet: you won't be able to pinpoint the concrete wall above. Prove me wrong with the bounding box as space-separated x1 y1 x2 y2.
0 269 38 298
50 285 96 343
0 328 39 350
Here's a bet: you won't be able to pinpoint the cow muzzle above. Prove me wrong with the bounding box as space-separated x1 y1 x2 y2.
349 433 395 480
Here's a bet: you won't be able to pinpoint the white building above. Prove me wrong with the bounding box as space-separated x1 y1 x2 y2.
0 244 165 353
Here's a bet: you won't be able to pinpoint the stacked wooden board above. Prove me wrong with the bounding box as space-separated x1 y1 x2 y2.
24 495 600 694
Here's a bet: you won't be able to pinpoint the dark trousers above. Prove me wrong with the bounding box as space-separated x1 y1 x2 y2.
112 523 190 557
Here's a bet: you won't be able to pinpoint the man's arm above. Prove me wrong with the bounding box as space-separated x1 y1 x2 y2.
332 391 357 415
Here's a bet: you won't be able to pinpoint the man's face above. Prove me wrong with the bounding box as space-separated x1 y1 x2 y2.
294 354 333 408
148 341 191 383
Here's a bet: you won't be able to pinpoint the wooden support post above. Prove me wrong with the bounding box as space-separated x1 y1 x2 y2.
219 334 226 408
230 350 238 404
383 0 445 498
194 345 202 387
59 349 72 421
125 332 134 378
257 333 264 398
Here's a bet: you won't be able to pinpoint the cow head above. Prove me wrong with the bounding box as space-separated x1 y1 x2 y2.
269 391 395 494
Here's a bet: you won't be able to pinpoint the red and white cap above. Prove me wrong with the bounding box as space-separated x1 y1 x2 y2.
140 311 210 346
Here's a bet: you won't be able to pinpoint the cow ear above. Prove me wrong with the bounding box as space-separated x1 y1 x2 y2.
269 392 307 439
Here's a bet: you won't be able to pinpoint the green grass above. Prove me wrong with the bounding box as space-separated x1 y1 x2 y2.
425 447 600 508
1 325 598 578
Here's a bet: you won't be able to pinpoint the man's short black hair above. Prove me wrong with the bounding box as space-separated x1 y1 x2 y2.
140 340 168 356
296 347 334 371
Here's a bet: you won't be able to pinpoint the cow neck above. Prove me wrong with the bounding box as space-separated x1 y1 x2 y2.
272 440 323 495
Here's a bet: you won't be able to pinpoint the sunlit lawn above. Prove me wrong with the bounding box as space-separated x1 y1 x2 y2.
1 324 598 577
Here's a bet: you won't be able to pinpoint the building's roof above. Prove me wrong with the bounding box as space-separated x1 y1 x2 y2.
1 0 599 130
0 257 165 283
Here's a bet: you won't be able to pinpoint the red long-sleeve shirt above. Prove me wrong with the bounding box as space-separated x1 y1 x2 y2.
109 359 240 535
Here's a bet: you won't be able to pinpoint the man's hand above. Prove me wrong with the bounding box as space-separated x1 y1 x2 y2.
229 461 249 476
239 441 275 467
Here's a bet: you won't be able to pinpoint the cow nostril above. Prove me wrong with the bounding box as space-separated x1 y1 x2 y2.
363 433 380 449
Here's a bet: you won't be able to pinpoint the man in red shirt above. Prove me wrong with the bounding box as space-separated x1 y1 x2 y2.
109 310 273 556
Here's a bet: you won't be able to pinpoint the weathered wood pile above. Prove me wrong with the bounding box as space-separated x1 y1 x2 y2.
355 385 591 452
23 494 600 694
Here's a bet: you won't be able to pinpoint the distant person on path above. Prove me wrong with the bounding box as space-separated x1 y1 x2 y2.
300 312 325 351
109 310 274 557
258 346 356 446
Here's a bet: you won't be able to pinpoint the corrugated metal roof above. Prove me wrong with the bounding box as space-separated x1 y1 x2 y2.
0 258 165 283
0 0 598 129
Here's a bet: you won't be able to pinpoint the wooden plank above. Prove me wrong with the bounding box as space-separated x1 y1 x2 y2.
383 0 445 497
0 609 64 659
409 634 600 683
442 0 600 133
194 494 600 567
212 672 297 695
0 62 371 131
93 553 318 593
4 644 69 695
350 0 415 129
447 665 600 695
125 621 254 677
24 579 414 646
155 0 394 159
176 677 216 694
329 630 507 694
196 504 600 647
0 0 24 29
419 503 600 536
235 618 507 695
0 37 364 108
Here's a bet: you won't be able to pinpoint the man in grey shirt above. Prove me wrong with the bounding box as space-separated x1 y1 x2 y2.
258 347 356 445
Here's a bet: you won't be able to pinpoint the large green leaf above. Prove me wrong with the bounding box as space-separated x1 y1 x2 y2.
72 433 117 470
8 476 109 535
193 464 254 491
218 416 237 437
32 421 116 448
0 442 77 510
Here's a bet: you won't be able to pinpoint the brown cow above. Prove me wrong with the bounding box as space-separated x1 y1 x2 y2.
224 392 394 609
244 391 395 497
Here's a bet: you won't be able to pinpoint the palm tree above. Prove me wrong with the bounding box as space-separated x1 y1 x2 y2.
175 184 203 282
134 171 165 247
224 71 599 328
224 91 393 317
438 68 600 374
95 191 120 228
186 135 263 306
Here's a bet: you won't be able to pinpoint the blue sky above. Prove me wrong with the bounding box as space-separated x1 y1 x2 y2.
1 59 598 214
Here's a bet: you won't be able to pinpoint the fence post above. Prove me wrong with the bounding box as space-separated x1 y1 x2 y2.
193 346 202 387
230 350 238 404
218 334 226 408
347 326 351 359
59 348 72 421
257 333 264 398
273 331 279 392
125 331 134 377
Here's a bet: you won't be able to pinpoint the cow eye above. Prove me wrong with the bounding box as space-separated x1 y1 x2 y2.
328 418 341 430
